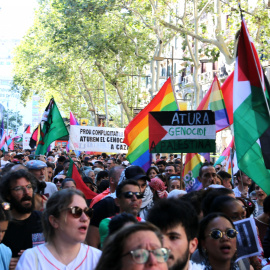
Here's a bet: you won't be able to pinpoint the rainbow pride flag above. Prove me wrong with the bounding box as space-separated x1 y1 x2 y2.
197 75 230 132
182 153 203 192
124 78 178 170
214 137 234 166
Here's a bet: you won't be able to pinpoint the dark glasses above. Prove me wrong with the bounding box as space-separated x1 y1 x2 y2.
66 206 94 219
121 191 144 199
53 178 64 184
122 248 169 264
209 229 238 240
169 176 181 180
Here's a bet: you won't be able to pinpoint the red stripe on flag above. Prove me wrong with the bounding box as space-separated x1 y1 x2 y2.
71 164 97 200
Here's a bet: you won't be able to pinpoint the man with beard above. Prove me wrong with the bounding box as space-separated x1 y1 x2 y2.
147 199 202 270
0 170 43 269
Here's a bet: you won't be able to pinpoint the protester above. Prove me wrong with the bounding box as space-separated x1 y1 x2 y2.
52 174 66 190
197 213 239 269
233 170 252 198
124 166 153 219
0 152 11 169
255 195 270 244
201 188 235 217
107 158 116 171
86 166 124 248
167 175 185 192
26 160 58 198
83 176 97 192
16 189 101 269
148 177 168 200
147 199 201 270
218 171 232 189
46 162 55 182
165 164 176 176
210 196 261 269
99 179 143 247
0 198 11 270
87 170 96 183
0 170 43 269
198 163 218 188
95 222 169 270
107 212 138 236
96 170 109 187
146 166 159 180
209 196 246 221
61 178 77 189
253 184 267 217
156 160 167 173
235 197 255 218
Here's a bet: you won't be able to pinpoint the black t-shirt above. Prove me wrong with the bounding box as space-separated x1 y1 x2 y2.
2 211 43 257
90 196 119 228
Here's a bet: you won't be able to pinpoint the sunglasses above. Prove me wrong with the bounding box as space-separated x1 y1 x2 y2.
121 191 144 199
122 248 170 264
53 178 64 184
208 229 238 240
169 176 181 180
66 206 94 219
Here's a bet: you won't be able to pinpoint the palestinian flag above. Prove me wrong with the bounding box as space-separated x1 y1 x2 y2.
35 99 68 155
67 158 97 199
29 125 40 148
149 111 216 153
233 18 270 194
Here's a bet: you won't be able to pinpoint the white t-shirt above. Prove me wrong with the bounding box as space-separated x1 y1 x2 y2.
0 160 10 169
16 243 101 270
233 186 249 198
44 182 58 198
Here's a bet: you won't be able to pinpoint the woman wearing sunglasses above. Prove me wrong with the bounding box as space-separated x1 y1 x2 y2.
95 222 169 270
198 213 239 270
16 189 101 270
52 174 66 190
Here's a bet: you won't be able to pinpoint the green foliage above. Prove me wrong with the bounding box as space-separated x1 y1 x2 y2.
12 0 157 125
3 110 23 132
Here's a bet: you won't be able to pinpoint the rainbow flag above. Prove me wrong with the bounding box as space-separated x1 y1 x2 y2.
182 153 203 192
197 75 230 132
214 137 234 166
124 78 178 170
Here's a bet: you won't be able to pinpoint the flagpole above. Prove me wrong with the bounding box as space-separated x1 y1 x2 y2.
170 75 183 177
170 76 180 111
230 147 234 186
238 3 270 117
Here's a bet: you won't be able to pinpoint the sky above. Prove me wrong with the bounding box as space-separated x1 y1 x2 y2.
0 0 38 133
0 0 38 39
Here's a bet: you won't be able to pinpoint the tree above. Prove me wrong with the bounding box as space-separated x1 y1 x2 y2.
120 0 270 106
12 0 157 124
3 110 23 132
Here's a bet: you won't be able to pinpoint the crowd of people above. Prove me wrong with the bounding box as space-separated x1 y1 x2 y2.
0 148 270 269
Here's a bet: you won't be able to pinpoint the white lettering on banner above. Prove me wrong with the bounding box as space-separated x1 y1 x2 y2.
70 126 128 153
